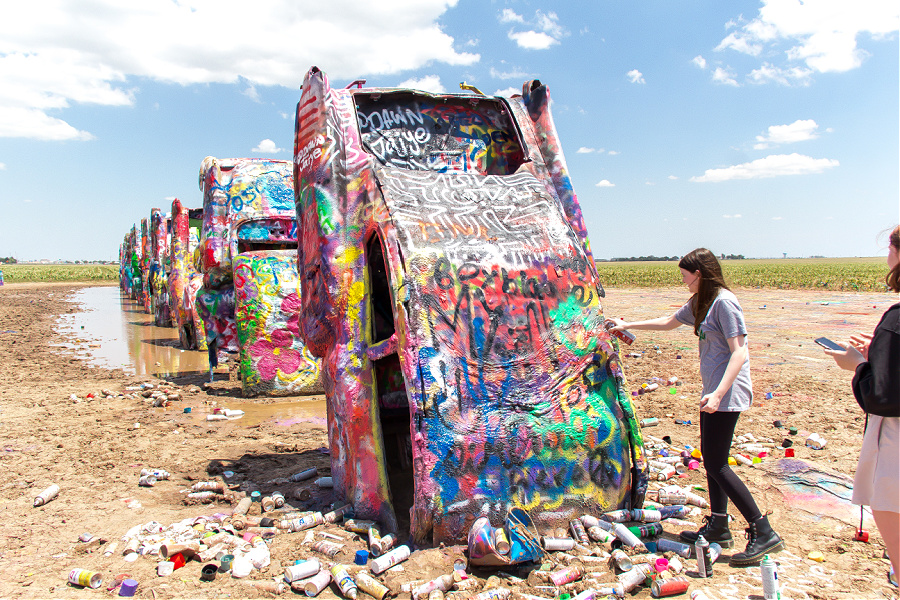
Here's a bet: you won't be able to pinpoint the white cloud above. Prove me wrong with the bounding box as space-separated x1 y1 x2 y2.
722 214 743 218
252 139 283 154
754 119 820 149
397 75 446 94
607 150 620 156
626 69 645 84
595 180 615 187
242 83 262 103
509 30 559 50
692 55 708 69
0 0 479 140
0 162 6 170
504 9 568 50
748 63 813 86
716 0 899 79
493 87 519 98
668 175 678 180
577 147 603 154
711 67 739 86
690 153 839 182
499 9 524 24
772 216 783 220
489 66 529 80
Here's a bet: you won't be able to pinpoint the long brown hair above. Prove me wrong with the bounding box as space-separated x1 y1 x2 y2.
679 248 730 336
888 225 900 293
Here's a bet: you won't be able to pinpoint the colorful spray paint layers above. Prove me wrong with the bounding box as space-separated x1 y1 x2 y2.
234 251 322 396
169 199 207 350
197 156 320 396
293 67 647 544
150 209 171 327
140 218 151 313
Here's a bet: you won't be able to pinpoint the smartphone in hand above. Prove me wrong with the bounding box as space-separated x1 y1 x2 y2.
814 337 843 351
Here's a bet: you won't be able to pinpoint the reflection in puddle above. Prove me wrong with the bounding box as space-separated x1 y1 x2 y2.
184 398 328 428
56 286 209 377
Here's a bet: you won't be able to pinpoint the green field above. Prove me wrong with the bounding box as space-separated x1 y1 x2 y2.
0 264 119 283
595 257 889 292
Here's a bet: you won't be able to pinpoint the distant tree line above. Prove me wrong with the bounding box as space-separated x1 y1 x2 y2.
0 257 17 264
603 253 745 262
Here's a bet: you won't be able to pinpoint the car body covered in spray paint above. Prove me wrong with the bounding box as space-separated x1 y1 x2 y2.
149 208 172 327
169 198 206 350
197 156 320 396
140 218 151 313
293 67 647 544
120 225 142 300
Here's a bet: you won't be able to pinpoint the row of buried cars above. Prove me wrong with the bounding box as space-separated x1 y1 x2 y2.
120 67 649 546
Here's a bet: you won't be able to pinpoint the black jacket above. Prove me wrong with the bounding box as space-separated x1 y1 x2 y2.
853 302 900 417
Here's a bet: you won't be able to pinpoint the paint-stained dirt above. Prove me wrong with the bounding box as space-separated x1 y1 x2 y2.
0 283 896 599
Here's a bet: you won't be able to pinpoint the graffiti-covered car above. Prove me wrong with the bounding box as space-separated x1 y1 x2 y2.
197 157 320 396
149 208 171 327
293 67 647 543
169 198 206 350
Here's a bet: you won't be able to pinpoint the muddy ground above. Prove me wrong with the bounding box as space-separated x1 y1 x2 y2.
0 282 896 599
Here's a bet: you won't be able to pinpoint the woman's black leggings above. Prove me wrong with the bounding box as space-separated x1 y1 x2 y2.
700 411 762 522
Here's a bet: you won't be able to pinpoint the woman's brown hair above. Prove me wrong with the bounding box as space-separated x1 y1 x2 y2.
887 225 900 293
679 248 730 336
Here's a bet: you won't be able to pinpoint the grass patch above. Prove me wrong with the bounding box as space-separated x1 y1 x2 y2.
1 264 119 283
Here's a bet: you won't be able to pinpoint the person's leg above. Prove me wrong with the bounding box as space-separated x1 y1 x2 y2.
873 510 900 585
680 412 733 546
702 411 762 522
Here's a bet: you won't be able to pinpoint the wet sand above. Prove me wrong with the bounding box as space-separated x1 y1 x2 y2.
0 283 895 599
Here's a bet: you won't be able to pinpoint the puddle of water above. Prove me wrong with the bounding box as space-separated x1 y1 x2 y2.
176 397 329 427
56 286 209 377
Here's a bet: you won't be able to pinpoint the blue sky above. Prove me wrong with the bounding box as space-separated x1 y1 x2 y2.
0 0 897 261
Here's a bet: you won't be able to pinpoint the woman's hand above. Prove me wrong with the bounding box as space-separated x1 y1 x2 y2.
848 332 872 360
699 391 723 413
823 341 865 371
607 317 628 332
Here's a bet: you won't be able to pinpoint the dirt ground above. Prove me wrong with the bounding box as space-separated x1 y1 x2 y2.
0 282 897 600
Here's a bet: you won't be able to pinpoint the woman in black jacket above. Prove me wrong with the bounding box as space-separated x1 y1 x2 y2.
825 225 899 588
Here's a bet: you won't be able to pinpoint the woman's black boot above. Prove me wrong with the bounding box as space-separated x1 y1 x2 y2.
679 513 733 548
730 515 783 566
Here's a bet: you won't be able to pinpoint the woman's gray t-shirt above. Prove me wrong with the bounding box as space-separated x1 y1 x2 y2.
674 289 753 412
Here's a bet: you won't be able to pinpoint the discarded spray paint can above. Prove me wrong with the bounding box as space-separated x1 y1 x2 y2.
610 548 633 571
68 569 102 589
570 518 590 544
640 418 660 428
324 503 353 523
659 505 690 519
355 572 390 600
428 592 444 600
806 433 827 449
542 536 576 551
270 490 285 508
682 490 709 508
471 589 512 600
550 565 583 586
315 476 333 488
587 525 615 543
34 484 60 507
761 554 779 599
289 467 318 482
311 540 343 558
345 519 378 534
617 563 651 592
695 535 713 578
650 575 691 598
612 523 647 551
593 583 626 597
295 488 312 501
187 491 217 503
627 522 663 538
331 564 358 599
656 537 693 558
602 509 631 523
709 542 722 564
261 496 275 512
233 496 252 516
248 580 286 594
371 544 411 574
138 475 157 487
668 555 684 574
141 468 170 480
734 454 754 467
657 490 687 505
604 320 635 345
580 514 601 528
192 481 224 493
288 512 324 531
412 574 454 599
232 515 260 530
494 527 511 554
643 383 659 393
299 569 331 596
631 509 662 523
657 465 677 481
374 533 396 557
367 527 382 553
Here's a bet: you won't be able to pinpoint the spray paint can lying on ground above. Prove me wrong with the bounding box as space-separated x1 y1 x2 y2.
311 540 343 558
412 574 454 599
331 564 358 599
631 509 662 523
570 518 590 544
138 475 156 487
471 588 512 600
542 536 576 551
650 575 691 598
628 522 663 538
587 525 615 543
289 467 317 482
356 572 390 600
192 481 224 493
610 548 633 571
370 545 411 574
656 537 693 558
68 569 102 589
617 563 652 593
284 558 320 582
295 569 331 596
34 484 60 507
549 565 583 586
324 503 353 523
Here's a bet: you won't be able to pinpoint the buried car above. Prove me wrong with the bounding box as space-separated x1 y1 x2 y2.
197 156 320 396
293 67 647 543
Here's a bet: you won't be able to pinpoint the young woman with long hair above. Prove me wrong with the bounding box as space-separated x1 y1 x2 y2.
609 248 783 565
824 226 900 587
